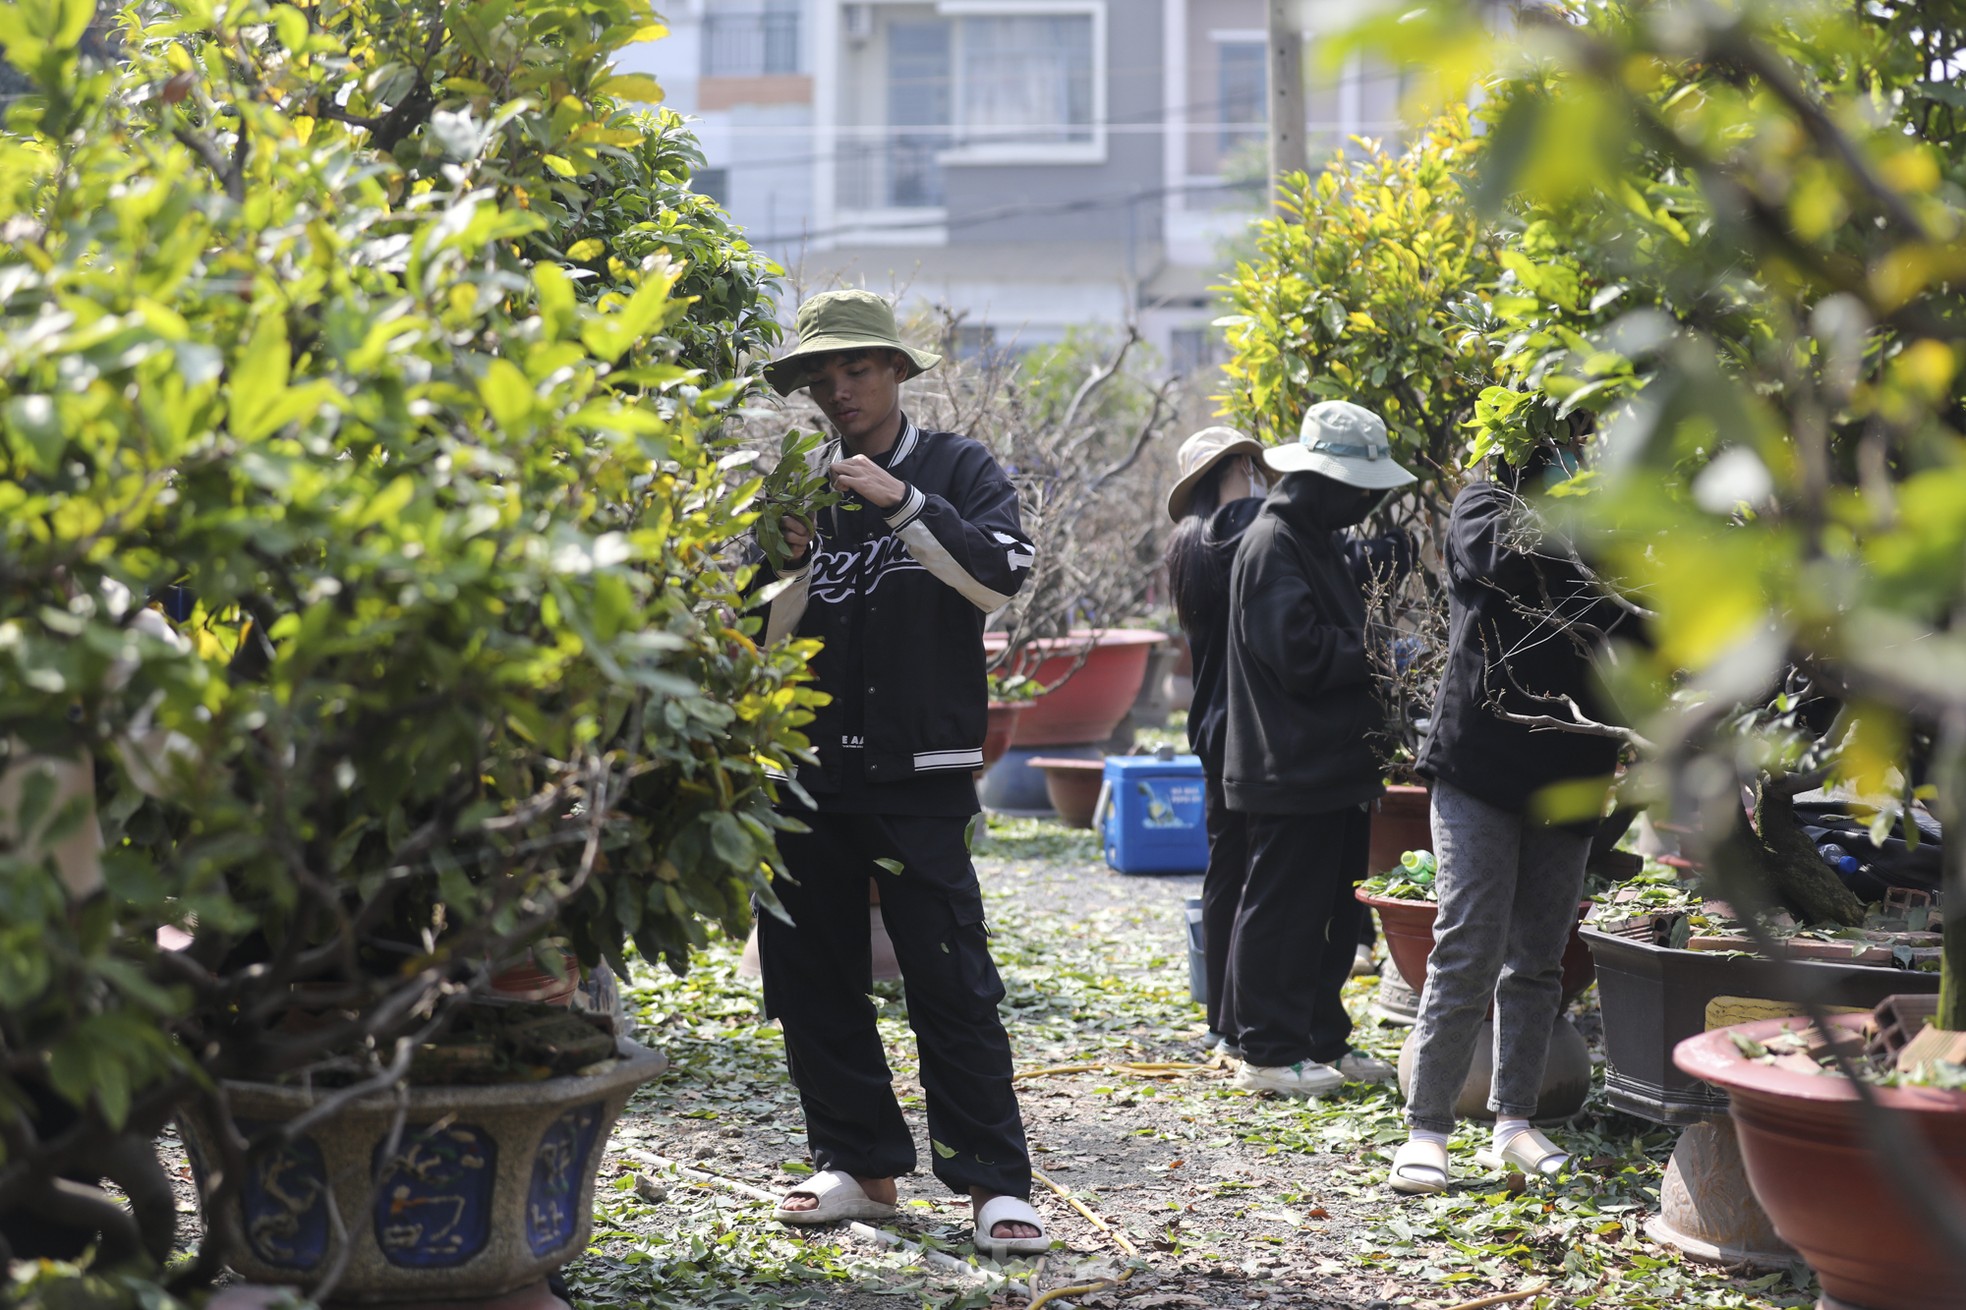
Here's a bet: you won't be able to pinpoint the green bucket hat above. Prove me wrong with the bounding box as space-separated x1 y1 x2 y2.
763 290 942 397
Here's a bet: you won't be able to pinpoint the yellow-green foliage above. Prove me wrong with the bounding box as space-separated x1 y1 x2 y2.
1214 107 1499 482
0 0 819 1208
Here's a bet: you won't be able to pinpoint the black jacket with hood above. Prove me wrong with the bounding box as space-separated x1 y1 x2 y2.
1221 475 1385 814
1176 495 1265 779
756 417 1036 798
1416 480 1623 815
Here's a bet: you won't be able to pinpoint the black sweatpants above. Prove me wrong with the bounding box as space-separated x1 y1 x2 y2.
1227 804 1370 1068
1200 776 1248 1037
759 810 1031 1199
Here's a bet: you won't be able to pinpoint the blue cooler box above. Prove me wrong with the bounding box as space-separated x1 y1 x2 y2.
1098 754 1209 875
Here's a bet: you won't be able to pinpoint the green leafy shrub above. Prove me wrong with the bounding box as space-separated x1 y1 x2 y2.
1215 107 1500 485
1354 1 1966 1025
0 0 815 1290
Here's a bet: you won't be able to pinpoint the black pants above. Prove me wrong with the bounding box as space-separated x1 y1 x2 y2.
759 810 1031 1199
1200 776 1248 1037
1228 805 1370 1068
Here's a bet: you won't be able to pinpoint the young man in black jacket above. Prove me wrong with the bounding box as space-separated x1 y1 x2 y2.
1221 401 1415 1097
1388 442 1622 1195
752 291 1048 1259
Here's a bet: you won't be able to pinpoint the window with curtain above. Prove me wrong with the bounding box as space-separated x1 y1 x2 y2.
956 14 1095 148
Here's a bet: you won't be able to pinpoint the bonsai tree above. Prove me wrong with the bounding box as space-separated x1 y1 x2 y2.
0 0 816 1298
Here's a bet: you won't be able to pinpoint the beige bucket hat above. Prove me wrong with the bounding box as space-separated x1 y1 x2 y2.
1263 400 1417 491
763 290 943 396
1166 426 1266 522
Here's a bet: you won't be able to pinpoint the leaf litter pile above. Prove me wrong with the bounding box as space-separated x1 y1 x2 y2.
567 817 1820 1310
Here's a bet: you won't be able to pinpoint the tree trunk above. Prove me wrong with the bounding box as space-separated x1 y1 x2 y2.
1750 782 1868 928
1937 726 1965 1032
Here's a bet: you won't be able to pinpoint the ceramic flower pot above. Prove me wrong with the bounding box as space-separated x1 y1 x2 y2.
179 1040 667 1303
1366 783 1432 878
983 629 1164 748
1027 756 1107 829
1582 925 1940 1125
1675 1013 1966 1310
1354 889 1597 1007
981 702 1027 771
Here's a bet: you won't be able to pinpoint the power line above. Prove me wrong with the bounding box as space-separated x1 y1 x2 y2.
671 72 1409 172
747 176 1265 247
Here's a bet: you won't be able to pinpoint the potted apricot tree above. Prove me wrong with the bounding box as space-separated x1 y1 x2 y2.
0 2 813 1305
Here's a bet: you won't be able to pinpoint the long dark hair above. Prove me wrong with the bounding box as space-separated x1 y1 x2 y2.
1164 461 1243 636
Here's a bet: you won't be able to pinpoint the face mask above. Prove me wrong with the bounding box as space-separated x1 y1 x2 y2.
1291 474 1378 528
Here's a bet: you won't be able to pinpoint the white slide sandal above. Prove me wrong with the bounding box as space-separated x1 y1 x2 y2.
972 1194 1050 1260
772 1169 898 1226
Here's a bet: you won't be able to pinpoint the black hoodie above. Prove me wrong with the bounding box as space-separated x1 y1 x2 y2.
1175 495 1266 778
1222 475 1385 814
1416 481 1623 815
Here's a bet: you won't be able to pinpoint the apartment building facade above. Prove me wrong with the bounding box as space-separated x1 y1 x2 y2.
619 1 1403 371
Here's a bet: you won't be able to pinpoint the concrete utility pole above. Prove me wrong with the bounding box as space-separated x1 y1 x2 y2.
1266 0 1307 212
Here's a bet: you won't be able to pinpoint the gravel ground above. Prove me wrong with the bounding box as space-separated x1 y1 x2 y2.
561 817 1817 1310
140 816 1815 1310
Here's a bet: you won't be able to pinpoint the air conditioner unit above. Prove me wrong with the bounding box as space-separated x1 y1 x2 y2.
843 4 873 43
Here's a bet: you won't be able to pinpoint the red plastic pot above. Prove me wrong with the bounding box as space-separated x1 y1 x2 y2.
1675 1013 1966 1310
982 702 1027 771
1026 757 1106 829
1367 784 1433 877
984 629 1165 748
488 944 579 1006
1355 889 1596 1008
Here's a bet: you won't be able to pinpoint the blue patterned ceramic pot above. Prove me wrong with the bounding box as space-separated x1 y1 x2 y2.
179 1039 665 1302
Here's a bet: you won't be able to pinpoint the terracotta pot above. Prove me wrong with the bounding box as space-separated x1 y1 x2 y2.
1367 784 1432 877
488 945 579 1007
1027 757 1107 828
180 1041 667 1302
983 629 1165 748
1355 889 1596 1008
1675 1013 1966 1310
981 702 1027 771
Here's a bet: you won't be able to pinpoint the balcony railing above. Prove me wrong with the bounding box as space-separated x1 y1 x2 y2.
702 13 801 77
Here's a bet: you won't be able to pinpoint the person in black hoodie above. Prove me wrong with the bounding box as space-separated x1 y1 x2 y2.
751 291 1047 1259
1388 441 1623 1195
1222 401 1417 1097
1162 427 1270 1050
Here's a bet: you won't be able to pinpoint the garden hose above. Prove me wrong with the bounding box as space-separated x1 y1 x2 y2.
1442 1282 1549 1310
1032 1167 1138 1257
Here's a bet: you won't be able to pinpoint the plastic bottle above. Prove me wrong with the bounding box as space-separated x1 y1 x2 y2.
1818 843 1861 877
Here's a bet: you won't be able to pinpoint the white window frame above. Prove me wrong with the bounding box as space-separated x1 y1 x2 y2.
933 0 1107 166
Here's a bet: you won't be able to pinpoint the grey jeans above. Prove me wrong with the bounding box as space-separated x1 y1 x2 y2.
1404 779 1592 1133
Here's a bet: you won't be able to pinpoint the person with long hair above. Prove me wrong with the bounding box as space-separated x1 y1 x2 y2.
1162 427 1271 1050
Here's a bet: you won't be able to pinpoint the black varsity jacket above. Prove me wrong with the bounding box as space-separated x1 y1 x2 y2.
759 417 1035 788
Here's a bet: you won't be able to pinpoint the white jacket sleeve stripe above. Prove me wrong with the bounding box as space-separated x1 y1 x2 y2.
894 519 1016 613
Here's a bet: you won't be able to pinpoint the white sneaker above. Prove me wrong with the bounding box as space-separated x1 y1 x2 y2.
1334 1049 1396 1083
1350 944 1380 976
1233 1060 1343 1098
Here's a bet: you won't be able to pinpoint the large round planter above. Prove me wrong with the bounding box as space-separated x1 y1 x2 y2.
1027 757 1106 829
1356 890 1596 1008
984 629 1165 748
981 702 1028 772
1675 1014 1966 1310
1393 1011 1594 1125
978 743 1101 814
179 1040 667 1302
1582 924 1940 1125
1367 784 1432 878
